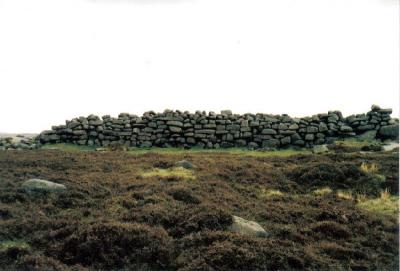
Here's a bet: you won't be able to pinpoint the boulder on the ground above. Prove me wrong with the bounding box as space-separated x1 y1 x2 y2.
228 215 269 238
175 160 195 169
378 125 399 140
312 144 329 154
22 179 66 194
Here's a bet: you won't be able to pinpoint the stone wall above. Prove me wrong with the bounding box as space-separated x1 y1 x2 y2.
38 105 397 149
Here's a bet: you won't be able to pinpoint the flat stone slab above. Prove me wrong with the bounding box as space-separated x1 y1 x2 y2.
383 142 399 152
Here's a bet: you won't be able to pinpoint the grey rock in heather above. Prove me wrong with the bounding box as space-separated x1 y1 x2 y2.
378 125 399 140
22 179 66 194
312 144 329 154
228 216 269 238
175 160 195 169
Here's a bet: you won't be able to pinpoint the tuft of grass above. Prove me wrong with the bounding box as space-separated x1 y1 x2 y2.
312 187 333 196
356 190 399 218
140 167 196 180
259 188 284 198
360 162 379 174
336 190 354 200
0 240 30 251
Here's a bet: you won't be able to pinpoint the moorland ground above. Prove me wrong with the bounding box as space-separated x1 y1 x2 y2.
0 145 398 270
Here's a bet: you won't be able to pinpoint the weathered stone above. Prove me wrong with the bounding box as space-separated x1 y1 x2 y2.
167 121 183 127
306 126 319 133
194 133 207 139
22 179 66 194
262 139 280 148
226 125 240 131
169 126 182 133
67 121 81 129
264 117 279 123
378 125 399 139
247 142 259 149
291 133 302 141
221 110 232 115
235 139 247 147
378 108 392 114
340 125 353 132
228 216 269 238
261 129 277 135
318 123 328 132
203 123 217 129
293 140 305 146
280 136 291 145
175 160 195 169
89 119 103 126
305 134 314 141
216 130 228 135
278 123 288 130
72 130 86 136
240 126 251 132
195 129 215 135
357 125 375 131
371 104 381 111
226 134 234 141
312 144 329 154
250 121 260 127
279 130 296 135
140 141 152 148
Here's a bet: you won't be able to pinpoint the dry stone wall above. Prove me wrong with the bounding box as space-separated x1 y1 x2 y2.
38 105 397 149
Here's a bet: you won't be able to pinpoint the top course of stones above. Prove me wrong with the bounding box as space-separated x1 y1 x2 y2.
37 105 398 149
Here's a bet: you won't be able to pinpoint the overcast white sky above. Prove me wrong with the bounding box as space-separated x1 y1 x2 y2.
0 0 398 133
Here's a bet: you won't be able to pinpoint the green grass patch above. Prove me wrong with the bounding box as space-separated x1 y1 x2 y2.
139 167 196 180
357 191 399 218
0 240 30 251
312 187 333 196
128 147 311 157
40 143 97 152
39 144 311 157
259 188 284 198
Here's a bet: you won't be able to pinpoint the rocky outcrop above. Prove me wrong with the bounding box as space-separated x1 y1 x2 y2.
0 135 37 150
36 105 396 149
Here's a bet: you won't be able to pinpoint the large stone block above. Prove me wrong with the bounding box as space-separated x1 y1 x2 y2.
378 125 399 139
167 121 184 127
261 129 277 135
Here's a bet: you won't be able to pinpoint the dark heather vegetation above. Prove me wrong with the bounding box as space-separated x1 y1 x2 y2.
0 147 398 270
